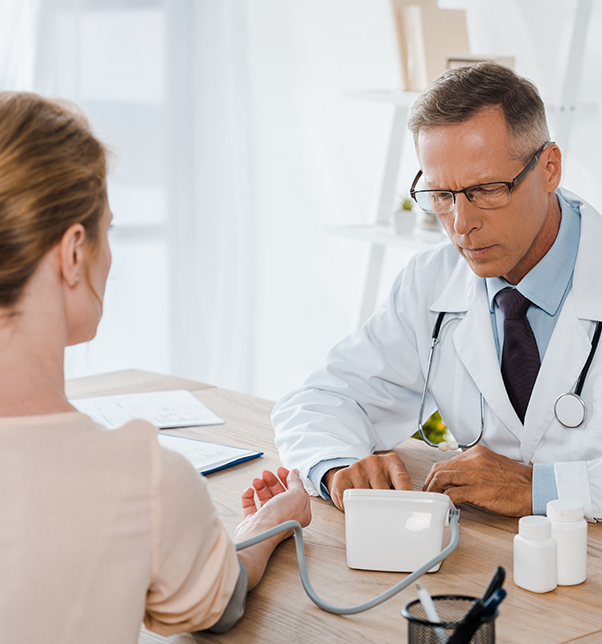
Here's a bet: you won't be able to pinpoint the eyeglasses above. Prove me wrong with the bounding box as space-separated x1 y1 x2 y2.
410 141 553 215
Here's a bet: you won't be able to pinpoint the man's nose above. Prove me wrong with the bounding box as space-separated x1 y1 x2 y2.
452 192 481 236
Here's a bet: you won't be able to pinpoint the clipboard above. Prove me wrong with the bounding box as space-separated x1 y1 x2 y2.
157 433 262 475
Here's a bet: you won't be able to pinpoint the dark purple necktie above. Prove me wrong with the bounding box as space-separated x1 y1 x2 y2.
495 288 541 423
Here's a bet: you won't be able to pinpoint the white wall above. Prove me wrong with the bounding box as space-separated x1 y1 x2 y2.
244 0 414 398
241 0 602 401
5 0 599 402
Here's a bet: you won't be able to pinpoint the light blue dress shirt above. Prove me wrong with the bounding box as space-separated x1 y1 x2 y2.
485 192 581 513
310 192 582 513
485 193 580 364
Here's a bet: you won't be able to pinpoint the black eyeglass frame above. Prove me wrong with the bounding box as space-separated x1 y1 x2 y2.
410 141 554 214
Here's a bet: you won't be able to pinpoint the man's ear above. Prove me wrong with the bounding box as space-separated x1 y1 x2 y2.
543 144 562 193
58 223 87 287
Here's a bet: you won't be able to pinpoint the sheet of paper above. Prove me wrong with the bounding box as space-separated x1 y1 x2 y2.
157 434 262 475
71 390 224 430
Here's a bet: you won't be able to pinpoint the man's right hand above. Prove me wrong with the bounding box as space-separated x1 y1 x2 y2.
324 453 413 511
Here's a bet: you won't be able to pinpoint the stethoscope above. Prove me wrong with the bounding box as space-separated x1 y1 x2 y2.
555 320 602 427
417 312 602 451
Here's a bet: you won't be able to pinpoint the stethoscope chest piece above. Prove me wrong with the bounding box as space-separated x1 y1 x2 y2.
555 393 586 428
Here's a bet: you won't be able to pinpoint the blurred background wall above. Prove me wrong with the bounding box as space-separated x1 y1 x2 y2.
2 0 600 401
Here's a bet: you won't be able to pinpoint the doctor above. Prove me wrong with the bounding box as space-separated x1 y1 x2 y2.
272 62 602 520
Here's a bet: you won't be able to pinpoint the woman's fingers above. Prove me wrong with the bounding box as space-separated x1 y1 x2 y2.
237 467 313 542
246 468 304 513
252 476 273 505
252 469 288 505
263 469 287 495
277 466 291 485
285 468 304 491
241 486 258 518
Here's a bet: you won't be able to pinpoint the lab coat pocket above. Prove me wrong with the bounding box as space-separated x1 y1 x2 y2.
569 401 602 462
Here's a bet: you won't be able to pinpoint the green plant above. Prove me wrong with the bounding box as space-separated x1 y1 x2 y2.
396 195 413 212
412 410 452 444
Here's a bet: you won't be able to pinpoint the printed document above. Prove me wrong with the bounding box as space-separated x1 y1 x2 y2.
71 390 224 430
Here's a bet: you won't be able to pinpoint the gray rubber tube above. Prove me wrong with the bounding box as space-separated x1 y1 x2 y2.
236 508 461 615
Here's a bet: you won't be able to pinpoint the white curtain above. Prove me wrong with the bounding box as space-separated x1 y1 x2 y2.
1 0 600 402
5 0 255 392
164 0 255 391
0 0 41 90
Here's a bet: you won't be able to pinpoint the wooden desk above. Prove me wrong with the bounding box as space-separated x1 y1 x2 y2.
66 369 602 644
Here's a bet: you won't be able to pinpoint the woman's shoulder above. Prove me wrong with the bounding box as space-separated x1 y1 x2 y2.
0 412 163 475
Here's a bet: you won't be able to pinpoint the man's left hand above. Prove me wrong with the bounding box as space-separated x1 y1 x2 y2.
423 445 532 517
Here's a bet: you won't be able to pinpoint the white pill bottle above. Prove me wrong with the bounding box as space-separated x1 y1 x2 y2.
513 516 557 593
546 499 588 586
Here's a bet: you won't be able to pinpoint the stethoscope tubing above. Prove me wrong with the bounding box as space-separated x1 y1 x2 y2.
575 321 602 397
418 312 484 449
420 313 602 439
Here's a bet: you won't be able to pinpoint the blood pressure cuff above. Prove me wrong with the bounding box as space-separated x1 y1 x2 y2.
203 560 248 634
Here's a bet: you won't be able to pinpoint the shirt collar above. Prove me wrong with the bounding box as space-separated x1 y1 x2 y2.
485 192 581 314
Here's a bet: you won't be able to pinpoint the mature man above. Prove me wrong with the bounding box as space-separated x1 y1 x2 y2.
272 62 602 520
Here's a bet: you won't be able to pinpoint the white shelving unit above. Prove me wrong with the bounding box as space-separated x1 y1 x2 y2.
333 0 594 329
333 89 442 326
326 223 445 252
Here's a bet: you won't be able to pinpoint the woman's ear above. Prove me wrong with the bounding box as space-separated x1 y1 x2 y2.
58 223 87 287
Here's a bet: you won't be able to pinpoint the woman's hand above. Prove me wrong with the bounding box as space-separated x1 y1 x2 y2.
236 467 311 542
234 467 312 589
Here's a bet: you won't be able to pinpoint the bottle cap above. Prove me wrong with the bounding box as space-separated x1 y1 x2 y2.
546 499 585 522
518 515 551 538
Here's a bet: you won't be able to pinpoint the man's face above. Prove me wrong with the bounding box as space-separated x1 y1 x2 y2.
416 107 561 285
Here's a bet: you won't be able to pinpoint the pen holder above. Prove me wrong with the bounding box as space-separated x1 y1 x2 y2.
402 595 497 644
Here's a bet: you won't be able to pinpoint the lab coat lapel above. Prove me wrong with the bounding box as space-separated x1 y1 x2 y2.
521 190 602 463
521 293 589 463
431 261 524 441
452 291 525 441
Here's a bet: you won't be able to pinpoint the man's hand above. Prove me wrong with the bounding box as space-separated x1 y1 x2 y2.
324 453 413 511
423 445 532 517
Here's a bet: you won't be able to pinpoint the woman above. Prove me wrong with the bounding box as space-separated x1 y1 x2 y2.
0 92 311 642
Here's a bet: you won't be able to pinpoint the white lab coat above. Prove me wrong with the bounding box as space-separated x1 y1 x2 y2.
272 189 602 520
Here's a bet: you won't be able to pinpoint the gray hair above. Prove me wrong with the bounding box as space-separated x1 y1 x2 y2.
407 62 550 161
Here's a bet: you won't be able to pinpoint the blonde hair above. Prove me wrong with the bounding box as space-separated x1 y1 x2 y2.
0 92 108 308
